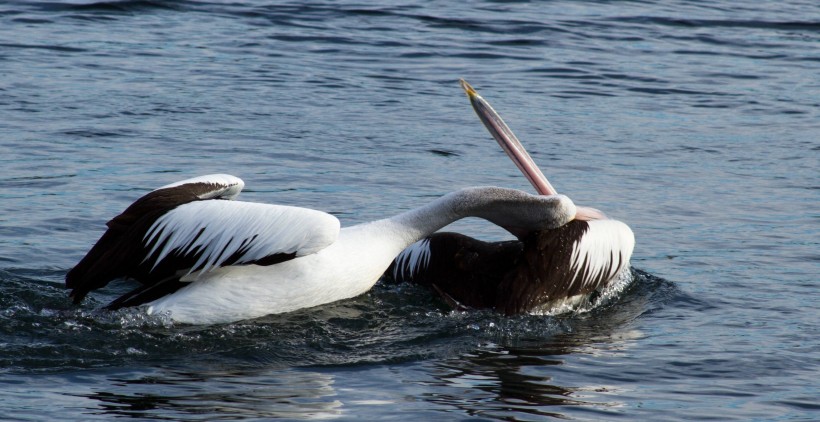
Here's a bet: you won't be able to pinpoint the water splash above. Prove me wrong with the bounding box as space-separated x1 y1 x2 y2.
528 266 635 317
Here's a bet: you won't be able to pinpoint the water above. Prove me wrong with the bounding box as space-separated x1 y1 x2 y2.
1 0 817 419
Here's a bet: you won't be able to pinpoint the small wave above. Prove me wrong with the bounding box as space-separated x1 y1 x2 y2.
29 0 184 14
428 149 460 157
612 16 820 31
0 42 87 53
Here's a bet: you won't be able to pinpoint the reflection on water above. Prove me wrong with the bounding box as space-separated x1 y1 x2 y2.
72 367 343 420
424 349 579 419
411 271 668 420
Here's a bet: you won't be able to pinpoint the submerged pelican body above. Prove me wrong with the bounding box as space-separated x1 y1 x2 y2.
389 81 635 314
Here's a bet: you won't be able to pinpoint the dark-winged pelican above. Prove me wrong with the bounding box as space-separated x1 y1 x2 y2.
388 80 635 314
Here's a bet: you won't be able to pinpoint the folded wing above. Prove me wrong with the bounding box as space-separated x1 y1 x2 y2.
66 174 340 308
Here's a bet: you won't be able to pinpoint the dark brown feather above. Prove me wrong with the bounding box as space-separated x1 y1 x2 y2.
387 232 523 309
388 220 620 315
495 220 591 314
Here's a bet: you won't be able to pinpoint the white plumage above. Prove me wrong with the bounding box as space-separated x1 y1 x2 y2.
143 201 339 275
567 219 635 290
391 238 431 281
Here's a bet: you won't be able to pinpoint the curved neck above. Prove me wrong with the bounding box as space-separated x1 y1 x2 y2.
377 186 576 249
383 190 460 246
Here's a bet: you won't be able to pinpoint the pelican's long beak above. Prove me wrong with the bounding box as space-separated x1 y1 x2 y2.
460 79 557 196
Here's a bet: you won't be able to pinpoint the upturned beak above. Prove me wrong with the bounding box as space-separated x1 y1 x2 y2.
460 79 557 196
461 79 607 221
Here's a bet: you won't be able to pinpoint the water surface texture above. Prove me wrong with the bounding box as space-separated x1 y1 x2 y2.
1 1 818 420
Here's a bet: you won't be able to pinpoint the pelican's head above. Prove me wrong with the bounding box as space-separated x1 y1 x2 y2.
459 79 607 222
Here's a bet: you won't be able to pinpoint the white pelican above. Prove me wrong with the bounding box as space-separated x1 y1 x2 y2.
388 80 635 314
66 147 579 323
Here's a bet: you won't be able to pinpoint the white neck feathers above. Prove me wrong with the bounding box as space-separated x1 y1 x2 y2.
379 186 576 247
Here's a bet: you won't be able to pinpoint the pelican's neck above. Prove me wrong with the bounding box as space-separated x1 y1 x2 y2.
384 190 461 247
375 186 576 250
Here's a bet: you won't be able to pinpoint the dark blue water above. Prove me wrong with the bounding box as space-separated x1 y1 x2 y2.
1 0 818 420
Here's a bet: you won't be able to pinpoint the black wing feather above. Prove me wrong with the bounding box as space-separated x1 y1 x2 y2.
65 177 288 306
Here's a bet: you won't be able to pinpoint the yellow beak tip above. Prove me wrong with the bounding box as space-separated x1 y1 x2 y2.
459 79 478 97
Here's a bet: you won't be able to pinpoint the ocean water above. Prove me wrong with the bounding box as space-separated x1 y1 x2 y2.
1 0 817 420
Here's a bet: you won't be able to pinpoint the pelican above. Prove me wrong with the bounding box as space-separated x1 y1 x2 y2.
388 80 635 314
65 90 584 325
